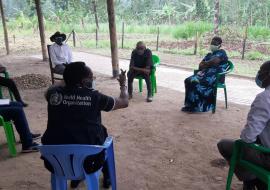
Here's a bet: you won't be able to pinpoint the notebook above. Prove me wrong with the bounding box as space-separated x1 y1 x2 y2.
0 99 10 105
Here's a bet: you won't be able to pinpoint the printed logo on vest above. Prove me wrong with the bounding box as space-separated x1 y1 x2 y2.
50 92 63 106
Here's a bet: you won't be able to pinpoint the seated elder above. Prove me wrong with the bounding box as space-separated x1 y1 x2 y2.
0 102 40 152
49 31 73 75
217 61 270 190
127 41 153 102
0 65 28 107
182 36 228 112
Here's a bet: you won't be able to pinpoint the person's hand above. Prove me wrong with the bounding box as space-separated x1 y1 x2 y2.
117 69 126 86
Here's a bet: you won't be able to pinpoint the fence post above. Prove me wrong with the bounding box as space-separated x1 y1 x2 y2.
241 25 248 60
121 22 124 49
95 28 98 48
156 26 159 51
72 30 76 47
194 31 199 55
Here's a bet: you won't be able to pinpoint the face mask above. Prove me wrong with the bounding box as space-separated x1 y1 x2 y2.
255 73 263 88
255 72 269 88
210 45 220 52
55 37 63 45
83 78 95 89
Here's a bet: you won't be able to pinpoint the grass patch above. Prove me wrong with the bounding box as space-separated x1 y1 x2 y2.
246 51 266 60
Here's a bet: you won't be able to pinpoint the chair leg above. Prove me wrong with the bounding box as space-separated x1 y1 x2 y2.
0 86 3 99
53 175 67 190
3 122 17 157
212 87 218 114
226 142 240 190
107 142 117 190
85 171 100 190
139 79 143 93
224 87 228 109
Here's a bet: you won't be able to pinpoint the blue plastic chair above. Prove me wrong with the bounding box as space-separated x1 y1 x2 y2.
38 136 117 190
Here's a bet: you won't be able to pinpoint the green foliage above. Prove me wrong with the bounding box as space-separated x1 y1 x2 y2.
172 21 212 40
248 26 270 40
227 51 241 58
246 51 265 60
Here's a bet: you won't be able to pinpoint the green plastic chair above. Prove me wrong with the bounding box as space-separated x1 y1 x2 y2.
212 61 234 113
0 71 14 101
0 115 17 157
136 55 160 96
226 139 270 190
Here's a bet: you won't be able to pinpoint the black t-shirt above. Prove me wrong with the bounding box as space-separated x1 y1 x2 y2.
41 86 115 146
130 48 153 69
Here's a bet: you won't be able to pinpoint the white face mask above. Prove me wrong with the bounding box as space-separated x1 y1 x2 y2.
210 45 220 52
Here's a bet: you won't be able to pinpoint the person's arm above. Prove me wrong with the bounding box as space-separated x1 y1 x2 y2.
200 51 227 69
113 69 128 110
98 69 128 112
240 93 270 143
66 45 73 63
49 45 63 66
0 65 6 73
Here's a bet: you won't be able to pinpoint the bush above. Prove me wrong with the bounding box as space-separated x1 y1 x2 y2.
246 51 265 60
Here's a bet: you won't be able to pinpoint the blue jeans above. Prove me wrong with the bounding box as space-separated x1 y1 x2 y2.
0 102 32 148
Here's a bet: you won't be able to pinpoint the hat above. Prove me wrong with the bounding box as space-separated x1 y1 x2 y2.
50 31 66 42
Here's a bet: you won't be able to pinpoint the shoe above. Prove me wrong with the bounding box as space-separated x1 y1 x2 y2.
22 102 28 107
21 142 39 153
243 180 256 190
103 177 111 189
181 107 192 112
31 133 41 140
146 96 153 102
129 94 133 100
70 180 81 188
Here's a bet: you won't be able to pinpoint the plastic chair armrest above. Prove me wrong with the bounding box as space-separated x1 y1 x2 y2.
236 139 270 154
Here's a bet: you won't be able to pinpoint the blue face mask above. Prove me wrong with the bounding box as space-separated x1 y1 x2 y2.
255 72 268 88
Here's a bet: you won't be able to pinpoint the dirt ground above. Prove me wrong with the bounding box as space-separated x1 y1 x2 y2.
0 54 250 190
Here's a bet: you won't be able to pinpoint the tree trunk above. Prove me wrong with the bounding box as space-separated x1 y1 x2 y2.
213 0 219 35
92 0 99 29
0 0 9 55
107 0 119 77
35 0 48 61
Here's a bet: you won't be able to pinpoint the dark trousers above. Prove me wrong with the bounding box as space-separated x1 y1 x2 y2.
217 139 270 182
127 70 152 96
54 65 65 75
0 76 23 102
0 102 32 148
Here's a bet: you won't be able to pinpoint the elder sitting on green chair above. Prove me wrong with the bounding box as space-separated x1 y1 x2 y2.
127 41 153 102
182 36 228 113
217 61 270 190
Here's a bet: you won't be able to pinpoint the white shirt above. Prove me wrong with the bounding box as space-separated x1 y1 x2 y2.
49 43 73 66
241 86 270 148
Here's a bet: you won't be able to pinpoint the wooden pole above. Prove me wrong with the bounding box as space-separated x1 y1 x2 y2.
156 26 159 51
0 0 9 55
95 28 98 48
107 0 119 77
35 0 48 61
121 22 124 49
241 25 248 60
194 31 199 55
72 30 76 47
213 0 220 35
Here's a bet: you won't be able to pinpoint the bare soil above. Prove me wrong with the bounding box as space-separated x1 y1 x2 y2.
0 54 249 190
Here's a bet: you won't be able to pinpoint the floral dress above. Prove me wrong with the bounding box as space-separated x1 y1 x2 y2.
184 49 228 112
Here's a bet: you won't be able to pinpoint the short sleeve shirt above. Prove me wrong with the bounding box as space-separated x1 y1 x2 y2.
131 49 153 69
41 86 115 145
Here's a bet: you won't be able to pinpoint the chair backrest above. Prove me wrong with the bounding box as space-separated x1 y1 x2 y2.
47 45 56 84
152 55 160 66
225 60 234 73
39 136 113 180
